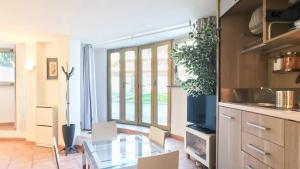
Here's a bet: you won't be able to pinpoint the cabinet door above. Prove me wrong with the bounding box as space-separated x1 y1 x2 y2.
218 106 242 169
220 0 239 16
285 120 300 169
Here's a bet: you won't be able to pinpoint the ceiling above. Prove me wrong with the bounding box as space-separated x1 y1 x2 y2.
0 0 216 48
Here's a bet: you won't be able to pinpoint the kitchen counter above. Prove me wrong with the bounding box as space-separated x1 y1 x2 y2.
219 102 300 122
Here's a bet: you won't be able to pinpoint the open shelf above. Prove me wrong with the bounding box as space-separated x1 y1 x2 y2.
272 69 300 73
241 27 300 54
241 43 266 54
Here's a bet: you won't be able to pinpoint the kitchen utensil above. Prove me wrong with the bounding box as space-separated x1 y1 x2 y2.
273 58 283 71
282 51 300 71
249 7 263 35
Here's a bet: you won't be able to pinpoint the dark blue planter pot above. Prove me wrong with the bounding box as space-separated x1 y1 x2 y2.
187 95 216 132
62 124 75 147
62 124 78 155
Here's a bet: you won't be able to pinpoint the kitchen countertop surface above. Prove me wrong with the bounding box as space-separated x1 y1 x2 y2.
219 102 300 122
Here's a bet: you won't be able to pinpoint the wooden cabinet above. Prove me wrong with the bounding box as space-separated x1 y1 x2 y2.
242 111 285 146
36 106 57 147
218 106 242 169
220 0 239 16
242 152 272 169
218 105 300 169
219 4 267 90
285 120 300 169
242 132 284 169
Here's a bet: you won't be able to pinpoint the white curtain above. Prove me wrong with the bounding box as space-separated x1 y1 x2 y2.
82 44 98 130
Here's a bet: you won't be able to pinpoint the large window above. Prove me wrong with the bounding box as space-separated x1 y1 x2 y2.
108 41 172 130
173 38 195 85
0 49 15 83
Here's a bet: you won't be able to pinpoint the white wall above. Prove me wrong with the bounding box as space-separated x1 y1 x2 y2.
171 87 187 137
69 39 82 138
94 48 108 122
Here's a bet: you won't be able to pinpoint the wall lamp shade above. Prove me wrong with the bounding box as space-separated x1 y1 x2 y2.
24 42 37 71
25 58 35 71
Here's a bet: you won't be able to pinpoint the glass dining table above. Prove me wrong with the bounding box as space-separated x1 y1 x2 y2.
82 134 165 169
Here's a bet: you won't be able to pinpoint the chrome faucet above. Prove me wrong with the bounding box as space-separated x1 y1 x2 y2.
260 87 275 94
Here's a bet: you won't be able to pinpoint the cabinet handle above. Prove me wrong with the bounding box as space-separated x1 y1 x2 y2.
246 165 254 169
247 122 270 131
247 144 270 156
220 114 234 119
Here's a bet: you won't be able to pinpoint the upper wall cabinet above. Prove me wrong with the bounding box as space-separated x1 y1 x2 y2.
220 0 240 16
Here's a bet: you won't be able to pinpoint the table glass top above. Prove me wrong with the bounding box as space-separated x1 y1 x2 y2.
83 134 165 169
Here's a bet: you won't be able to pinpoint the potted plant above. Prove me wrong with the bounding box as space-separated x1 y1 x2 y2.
61 65 76 155
172 17 218 130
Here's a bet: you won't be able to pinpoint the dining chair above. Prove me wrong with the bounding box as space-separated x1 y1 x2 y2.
52 136 60 169
92 121 118 141
137 150 179 169
149 126 166 147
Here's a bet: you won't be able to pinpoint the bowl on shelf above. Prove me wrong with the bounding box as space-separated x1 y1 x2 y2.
249 6 263 35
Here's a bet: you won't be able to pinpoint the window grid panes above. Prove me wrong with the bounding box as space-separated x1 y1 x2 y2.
141 49 152 124
125 51 136 122
156 45 169 126
110 52 120 120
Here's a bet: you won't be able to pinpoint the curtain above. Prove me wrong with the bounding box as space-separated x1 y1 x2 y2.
82 44 98 130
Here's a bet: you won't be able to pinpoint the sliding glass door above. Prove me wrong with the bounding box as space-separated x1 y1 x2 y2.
108 41 172 130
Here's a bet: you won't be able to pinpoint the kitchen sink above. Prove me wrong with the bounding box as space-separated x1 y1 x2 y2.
241 102 276 108
255 102 276 107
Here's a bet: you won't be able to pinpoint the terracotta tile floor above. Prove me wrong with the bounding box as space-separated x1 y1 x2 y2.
0 137 200 169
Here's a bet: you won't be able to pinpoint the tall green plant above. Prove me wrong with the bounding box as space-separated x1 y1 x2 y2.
172 17 218 96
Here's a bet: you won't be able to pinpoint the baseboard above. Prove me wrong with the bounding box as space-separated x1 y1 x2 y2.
170 134 184 141
0 137 27 141
118 128 148 136
0 122 15 126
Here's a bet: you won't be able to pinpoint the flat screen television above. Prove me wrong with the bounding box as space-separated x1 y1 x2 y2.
187 95 216 132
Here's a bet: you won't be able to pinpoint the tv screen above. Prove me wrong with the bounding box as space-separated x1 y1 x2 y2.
187 95 216 131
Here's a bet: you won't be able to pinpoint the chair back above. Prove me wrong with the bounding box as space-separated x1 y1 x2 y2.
52 137 60 169
149 126 166 147
137 151 179 169
92 121 118 141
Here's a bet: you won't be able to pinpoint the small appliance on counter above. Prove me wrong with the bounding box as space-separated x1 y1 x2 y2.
276 90 295 109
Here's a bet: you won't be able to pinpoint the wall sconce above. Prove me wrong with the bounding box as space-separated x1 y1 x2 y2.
25 58 35 71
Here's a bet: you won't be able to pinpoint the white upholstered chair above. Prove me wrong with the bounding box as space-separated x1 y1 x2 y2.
148 126 166 147
92 121 118 141
137 150 179 169
52 136 60 169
